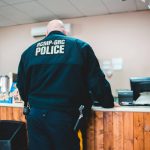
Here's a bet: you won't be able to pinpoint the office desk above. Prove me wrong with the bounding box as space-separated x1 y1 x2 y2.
85 106 150 150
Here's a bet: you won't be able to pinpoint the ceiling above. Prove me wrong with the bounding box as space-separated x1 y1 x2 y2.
0 0 149 27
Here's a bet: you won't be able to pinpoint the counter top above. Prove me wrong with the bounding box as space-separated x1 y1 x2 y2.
1 103 150 112
0 102 24 108
92 106 150 112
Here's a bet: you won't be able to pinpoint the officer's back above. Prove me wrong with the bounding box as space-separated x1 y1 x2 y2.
18 29 91 111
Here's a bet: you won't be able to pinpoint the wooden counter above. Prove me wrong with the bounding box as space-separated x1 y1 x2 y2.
1 104 150 150
85 106 150 150
0 104 25 122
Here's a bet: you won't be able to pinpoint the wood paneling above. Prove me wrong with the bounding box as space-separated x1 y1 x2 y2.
0 106 7 120
86 111 150 150
1 106 150 150
0 106 25 122
94 111 103 150
103 112 113 150
6 107 13 120
113 112 123 150
134 113 144 150
123 112 133 150
144 113 150 150
86 111 95 150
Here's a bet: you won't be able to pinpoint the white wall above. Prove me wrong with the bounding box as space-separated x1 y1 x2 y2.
0 11 150 95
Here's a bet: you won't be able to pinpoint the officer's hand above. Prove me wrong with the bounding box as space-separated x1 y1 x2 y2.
114 102 120 107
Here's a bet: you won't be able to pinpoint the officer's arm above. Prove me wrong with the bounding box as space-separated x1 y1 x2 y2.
84 45 114 108
16 55 27 103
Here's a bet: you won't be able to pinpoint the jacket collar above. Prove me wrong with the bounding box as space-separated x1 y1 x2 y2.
47 31 66 36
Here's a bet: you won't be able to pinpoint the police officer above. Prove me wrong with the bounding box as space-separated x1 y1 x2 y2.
17 19 114 150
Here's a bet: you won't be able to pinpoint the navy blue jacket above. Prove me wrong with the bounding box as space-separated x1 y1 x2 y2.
17 31 114 111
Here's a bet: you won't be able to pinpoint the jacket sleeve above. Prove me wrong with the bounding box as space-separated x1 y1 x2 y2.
83 44 114 108
16 55 27 103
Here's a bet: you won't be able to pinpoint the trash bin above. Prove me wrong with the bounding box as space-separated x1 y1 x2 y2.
0 120 28 150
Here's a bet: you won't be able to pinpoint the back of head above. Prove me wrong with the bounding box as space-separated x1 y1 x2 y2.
46 19 67 36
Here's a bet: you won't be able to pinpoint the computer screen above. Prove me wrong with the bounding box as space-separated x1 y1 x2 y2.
130 77 150 100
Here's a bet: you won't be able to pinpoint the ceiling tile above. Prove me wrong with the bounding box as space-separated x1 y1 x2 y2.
69 0 108 16
102 0 136 13
0 1 7 7
0 0 148 27
37 0 83 18
0 15 16 27
2 0 34 4
0 5 34 24
13 1 57 20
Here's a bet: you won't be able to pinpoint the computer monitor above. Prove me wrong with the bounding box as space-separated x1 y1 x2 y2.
130 77 150 100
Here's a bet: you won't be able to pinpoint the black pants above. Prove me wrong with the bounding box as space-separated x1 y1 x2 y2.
26 108 80 150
